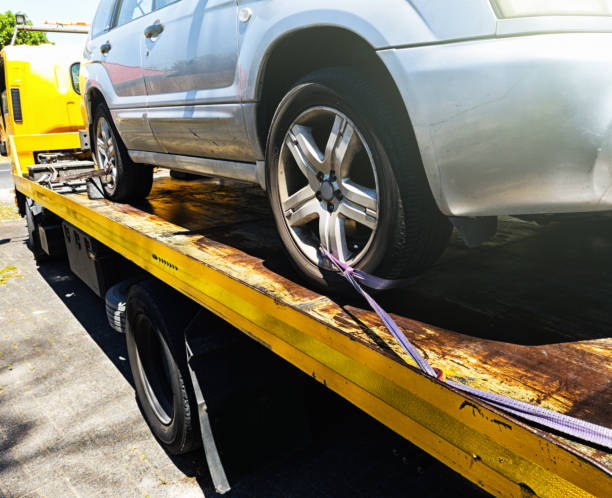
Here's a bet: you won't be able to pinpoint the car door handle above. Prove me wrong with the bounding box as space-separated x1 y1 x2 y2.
100 42 112 54
144 22 164 38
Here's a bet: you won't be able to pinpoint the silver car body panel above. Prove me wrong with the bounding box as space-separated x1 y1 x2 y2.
85 10 161 151
497 16 612 36
129 150 258 184
82 0 612 216
144 0 239 105
146 104 254 162
84 0 246 155
379 33 612 216
236 0 498 101
110 108 159 151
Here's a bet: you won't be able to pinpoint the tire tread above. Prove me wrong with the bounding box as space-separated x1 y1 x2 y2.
93 104 153 202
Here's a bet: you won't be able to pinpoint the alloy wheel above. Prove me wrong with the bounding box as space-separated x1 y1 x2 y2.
278 107 379 267
96 116 117 194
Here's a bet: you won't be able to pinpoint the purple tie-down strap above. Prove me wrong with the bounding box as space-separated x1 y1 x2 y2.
446 381 612 449
322 249 435 376
320 247 612 450
322 250 416 290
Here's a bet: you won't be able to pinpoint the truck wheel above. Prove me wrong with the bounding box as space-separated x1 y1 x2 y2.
93 104 153 202
24 199 48 263
266 67 451 291
125 279 200 454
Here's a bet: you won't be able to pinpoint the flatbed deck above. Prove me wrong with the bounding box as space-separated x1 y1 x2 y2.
13 171 611 497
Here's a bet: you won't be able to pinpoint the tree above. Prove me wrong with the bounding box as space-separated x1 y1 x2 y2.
0 11 48 51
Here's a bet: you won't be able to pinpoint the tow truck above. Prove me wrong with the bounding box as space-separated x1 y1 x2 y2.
2 21 611 498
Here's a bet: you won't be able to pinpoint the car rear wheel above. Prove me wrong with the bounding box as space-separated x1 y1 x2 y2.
266 68 451 291
93 103 153 202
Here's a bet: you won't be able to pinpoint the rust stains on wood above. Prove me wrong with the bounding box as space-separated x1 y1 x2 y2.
62 174 611 471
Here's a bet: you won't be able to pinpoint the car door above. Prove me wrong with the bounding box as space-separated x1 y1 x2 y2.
95 0 161 151
142 0 252 162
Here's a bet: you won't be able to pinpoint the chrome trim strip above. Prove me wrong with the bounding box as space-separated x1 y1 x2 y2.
128 150 259 185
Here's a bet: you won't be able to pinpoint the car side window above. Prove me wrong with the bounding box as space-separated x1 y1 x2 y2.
154 0 178 9
114 0 154 27
91 0 117 38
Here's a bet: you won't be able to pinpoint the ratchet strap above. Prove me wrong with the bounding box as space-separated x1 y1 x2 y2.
320 248 612 450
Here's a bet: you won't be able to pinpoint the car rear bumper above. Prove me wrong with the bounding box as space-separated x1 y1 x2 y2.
379 33 612 216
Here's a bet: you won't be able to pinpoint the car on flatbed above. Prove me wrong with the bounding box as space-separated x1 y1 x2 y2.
82 0 612 289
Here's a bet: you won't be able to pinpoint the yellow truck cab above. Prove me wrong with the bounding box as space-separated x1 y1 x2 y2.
0 41 89 174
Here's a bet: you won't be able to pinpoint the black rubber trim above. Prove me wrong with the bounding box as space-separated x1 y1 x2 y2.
11 88 22 123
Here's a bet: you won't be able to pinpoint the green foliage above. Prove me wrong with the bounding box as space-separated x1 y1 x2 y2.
0 11 48 51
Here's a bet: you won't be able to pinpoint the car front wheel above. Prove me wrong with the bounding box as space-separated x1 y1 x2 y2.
266 68 451 291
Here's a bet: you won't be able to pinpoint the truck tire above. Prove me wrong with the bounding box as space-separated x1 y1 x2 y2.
24 199 48 263
105 279 142 333
125 279 201 454
93 103 153 202
266 67 451 291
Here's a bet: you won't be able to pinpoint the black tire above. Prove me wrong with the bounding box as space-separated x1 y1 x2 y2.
93 103 153 202
105 279 140 333
125 279 201 454
266 67 451 291
24 199 48 263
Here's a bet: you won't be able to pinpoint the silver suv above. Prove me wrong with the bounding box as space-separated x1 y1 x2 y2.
82 0 612 289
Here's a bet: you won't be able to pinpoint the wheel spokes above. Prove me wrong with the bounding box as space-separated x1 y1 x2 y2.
285 197 321 227
319 211 350 261
96 118 118 190
100 121 109 142
338 199 377 230
286 125 327 187
106 142 115 160
279 107 379 265
97 136 106 153
282 185 317 214
325 115 361 178
339 178 377 212
323 115 345 167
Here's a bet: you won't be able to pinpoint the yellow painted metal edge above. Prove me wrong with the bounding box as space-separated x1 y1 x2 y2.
13 174 611 497
11 132 81 151
9 133 82 174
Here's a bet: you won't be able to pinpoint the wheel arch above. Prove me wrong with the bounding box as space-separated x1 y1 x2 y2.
253 25 441 209
85 86 108 158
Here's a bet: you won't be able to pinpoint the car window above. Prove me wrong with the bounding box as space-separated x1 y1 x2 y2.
115 0 154 27
70 63 81 95
91 0 117 38
155 0 178 9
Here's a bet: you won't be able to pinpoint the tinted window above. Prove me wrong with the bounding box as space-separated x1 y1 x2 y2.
91 0 116 38
70 63 81 95
115 0 154 27
155 0 177 9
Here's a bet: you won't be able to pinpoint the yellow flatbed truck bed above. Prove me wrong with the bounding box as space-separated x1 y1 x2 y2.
11 167 611 497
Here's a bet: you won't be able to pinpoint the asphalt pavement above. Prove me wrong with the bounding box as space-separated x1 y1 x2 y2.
0 160 11 190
